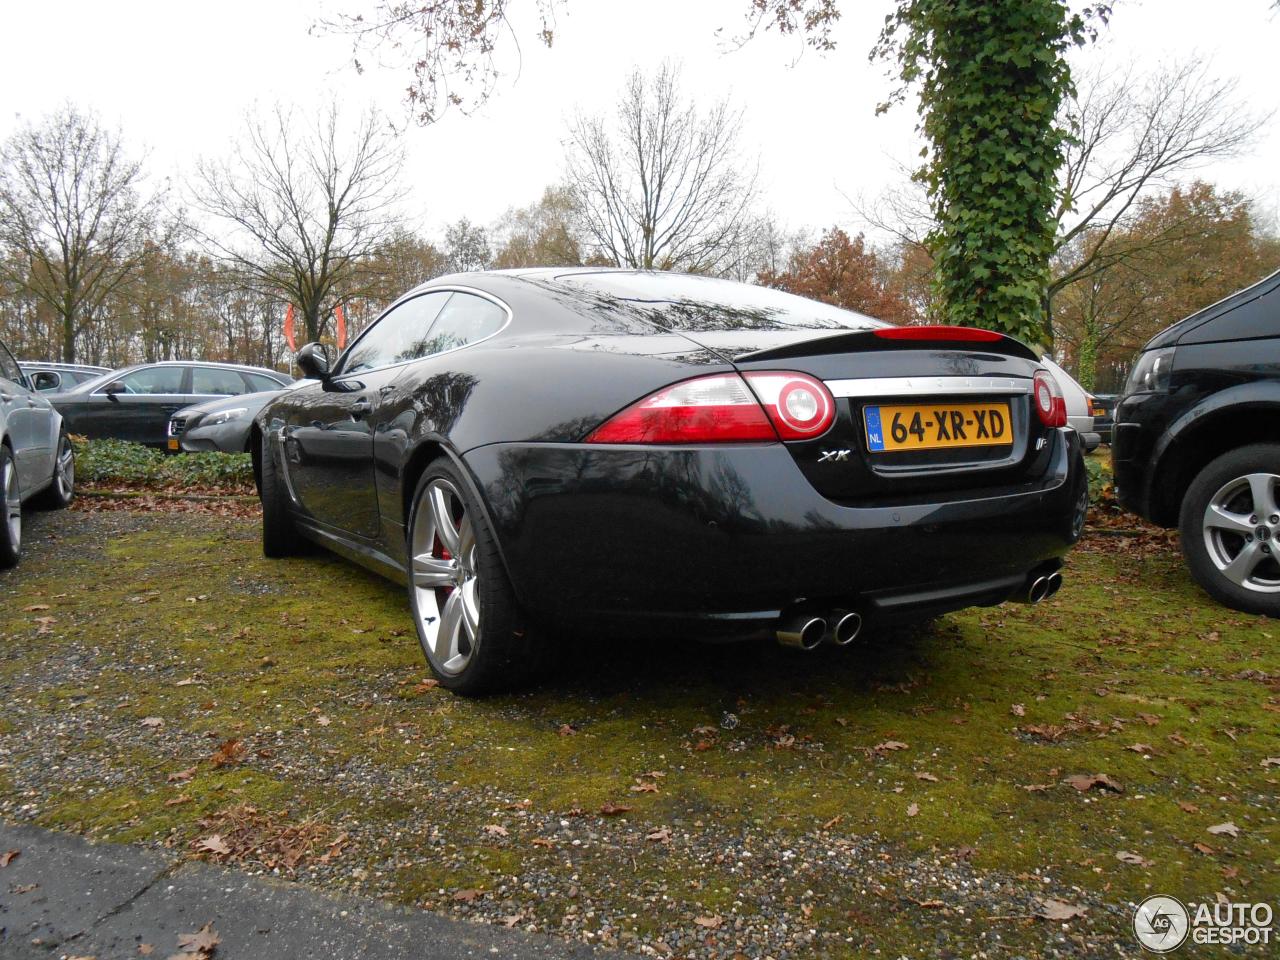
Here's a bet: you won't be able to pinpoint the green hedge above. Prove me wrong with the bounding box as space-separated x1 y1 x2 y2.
71 437 254 488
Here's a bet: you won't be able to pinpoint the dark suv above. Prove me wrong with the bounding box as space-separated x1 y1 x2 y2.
1113 269 1280 616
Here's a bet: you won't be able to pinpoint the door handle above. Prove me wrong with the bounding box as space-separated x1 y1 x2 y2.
351 397 372 418
378 384 396 396
0 392 12 402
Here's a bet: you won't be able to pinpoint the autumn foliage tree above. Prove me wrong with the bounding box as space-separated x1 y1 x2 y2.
1054 182 1280 391
759 228 917 324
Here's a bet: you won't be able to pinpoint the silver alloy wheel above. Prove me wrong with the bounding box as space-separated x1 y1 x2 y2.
410 478 480 675
3 456 20 551
1202 472 1280 593
55 435 74 499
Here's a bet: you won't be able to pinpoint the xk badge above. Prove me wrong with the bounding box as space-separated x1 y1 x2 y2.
819 449 850 463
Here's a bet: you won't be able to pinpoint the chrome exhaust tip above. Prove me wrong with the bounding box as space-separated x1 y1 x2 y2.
1042 572 1063 600
777 614 827 651
1026 576 1050 604
826 610 863 647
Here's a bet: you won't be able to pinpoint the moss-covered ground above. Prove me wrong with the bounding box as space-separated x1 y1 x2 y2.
0 464 1276 958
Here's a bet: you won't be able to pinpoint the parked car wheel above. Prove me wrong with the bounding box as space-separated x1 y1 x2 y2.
1180 443 1280 617
258 432 305 558
406 458 539 695
0 445 21 569
33 431 75 509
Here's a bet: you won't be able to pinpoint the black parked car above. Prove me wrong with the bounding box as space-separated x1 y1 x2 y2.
1113 269 1280 616
19 361 113 393
254 269 1087 694
53 362 293 449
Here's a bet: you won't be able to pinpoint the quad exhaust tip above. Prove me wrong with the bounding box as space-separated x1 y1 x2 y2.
777 614 827 651
827 610 863 647
1019 571 1064 605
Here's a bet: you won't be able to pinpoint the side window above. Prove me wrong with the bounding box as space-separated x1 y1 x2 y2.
245 372 286 392
114 367 185 395
342 292 452 375
192 367 248 395
0 345 22 385
416 293 507 356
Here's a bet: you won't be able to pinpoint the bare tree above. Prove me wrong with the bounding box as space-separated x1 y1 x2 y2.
192 102 405 344
565 63 760 273
443 218 493 273
0 105 164 362
317 1 559 126
1047 61 1265 331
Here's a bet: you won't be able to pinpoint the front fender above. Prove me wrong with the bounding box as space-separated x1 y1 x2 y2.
1146 381 1280 513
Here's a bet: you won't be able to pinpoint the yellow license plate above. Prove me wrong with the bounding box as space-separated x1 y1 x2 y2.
863 401 1012 452
167 438 180 451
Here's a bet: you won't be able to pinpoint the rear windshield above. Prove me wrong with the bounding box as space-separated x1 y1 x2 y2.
555 271 884 333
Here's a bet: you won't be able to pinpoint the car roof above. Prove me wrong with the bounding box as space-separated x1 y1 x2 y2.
67 360 293 394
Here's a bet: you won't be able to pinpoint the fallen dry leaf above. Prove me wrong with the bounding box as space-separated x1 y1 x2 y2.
167 766 197 783
1035 898 1087 921
315 715 331 727
1125 743 1156 755
22 604 50 612
1011 704 1026 717
500 912 525 928
630 780 659 794
140 717 164 729
175 921 220 954
914 772 939 782
452 888 484 902
646 827 673 843
557 724 577 736
0 849 18 867
598 803 632 816
906 803 920 817
482 824 509 838
196 835 230 856
874 740 909 752
1194 842 1216 856
1177 801 1200 814
139 945 154 956
693 915 722 929
531 837 555 848
1261 757 1280 769
1116 850 1153 867
1063 773 1124 794
1207 822 1240 838
209 739 245 768
1022 783 1053 793
164 795 192 808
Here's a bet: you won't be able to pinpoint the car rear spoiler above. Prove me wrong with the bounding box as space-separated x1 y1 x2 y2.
733 326 1040 364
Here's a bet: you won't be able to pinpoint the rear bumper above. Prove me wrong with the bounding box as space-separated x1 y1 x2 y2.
463 429 1084 636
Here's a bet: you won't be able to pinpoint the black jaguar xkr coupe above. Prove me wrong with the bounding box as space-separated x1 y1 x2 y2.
254 269 1087 693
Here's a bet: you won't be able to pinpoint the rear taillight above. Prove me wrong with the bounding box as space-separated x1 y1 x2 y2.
741 372 835 440
874 325 1003 343
1033 370 1067 428
585 371 836 444
585 373 776 444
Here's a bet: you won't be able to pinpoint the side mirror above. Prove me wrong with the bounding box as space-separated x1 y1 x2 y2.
103 380 125 400
30 371 59 392
296 342 331 382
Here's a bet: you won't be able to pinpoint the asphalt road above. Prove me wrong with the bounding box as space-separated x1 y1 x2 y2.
0 822 634 960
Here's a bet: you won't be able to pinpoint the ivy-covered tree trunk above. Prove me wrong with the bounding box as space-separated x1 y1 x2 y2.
1077 328 1099 393
879 1 1105 348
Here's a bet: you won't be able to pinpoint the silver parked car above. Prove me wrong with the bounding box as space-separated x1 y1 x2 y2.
19 361 113 393
169 379 309 453
1 339 76 568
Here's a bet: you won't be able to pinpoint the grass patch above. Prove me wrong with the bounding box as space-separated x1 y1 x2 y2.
0 502 1276 957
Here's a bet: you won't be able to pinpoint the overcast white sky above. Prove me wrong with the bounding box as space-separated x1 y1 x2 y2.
3 0 1278 241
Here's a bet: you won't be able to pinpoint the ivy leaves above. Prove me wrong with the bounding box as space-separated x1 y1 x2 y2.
877 1 1111 346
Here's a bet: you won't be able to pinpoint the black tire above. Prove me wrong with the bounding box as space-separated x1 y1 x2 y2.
0 444 22 569
258 430 305 558
1180 443 1280 617
405 456 547 695
32 431 74 510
